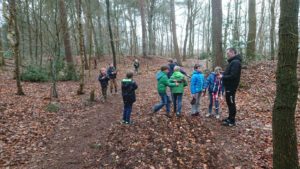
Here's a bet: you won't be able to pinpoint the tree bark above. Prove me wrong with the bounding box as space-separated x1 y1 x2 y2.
59 0 76 80
76 0 85 95
105 0 117 68
272 0 299 168
270 0 276 60
7 0 25 95
148 0 156 56
25 0 33 62
257 0 265 55
170 0 182 65
223 0 232 50
0 27 4 66
211 0 223 68
246 0 256 61
139 0 147 57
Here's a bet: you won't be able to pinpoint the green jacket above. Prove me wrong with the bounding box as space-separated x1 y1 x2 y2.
156 71 176 93
169 71 187 93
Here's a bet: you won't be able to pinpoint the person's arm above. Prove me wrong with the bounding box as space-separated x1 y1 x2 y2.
190 76 197 94
132 81 138 90
222 60 241 80
163 76 176 87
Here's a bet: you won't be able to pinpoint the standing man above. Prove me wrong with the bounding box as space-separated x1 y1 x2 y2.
107 63 118 94
222 48 242 126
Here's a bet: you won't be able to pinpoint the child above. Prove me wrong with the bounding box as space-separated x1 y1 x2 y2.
190 64 205 116
205 66 224 119
152 65 178 118
107 63 118 94
98 68 110 101
133 59 140 74
121 71 138 124
170 66 187 117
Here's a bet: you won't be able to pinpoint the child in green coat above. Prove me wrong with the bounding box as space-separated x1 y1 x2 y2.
169 66 187 117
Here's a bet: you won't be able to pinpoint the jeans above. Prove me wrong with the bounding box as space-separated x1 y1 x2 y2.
225 89 236 123
153 93 171 113
123 102 133 123
208 92 220 114
172 93 183 115
191 92 201 114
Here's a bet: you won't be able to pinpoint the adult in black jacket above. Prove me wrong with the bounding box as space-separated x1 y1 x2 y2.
222 47 242 126
121 72 138 124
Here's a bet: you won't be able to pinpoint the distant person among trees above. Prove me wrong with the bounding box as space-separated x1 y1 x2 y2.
98 67 110 102
205 66 224 119
107 63 118 94
133 59 140 74
152 66 178 117
121 71 138 124
167 59 176 78
169 66 188 117
173 58 190 78
222 47 242 127
190 64 205 116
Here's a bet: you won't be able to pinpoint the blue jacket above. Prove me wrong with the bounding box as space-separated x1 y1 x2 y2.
121 78 138 104
206 73 224 94
190 70 204 94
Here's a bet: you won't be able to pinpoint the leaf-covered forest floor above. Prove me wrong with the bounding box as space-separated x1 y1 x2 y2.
1 57 300 169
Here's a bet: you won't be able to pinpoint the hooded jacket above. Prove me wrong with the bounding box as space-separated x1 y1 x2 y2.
169 71 187 94
222 55 242 91
98 73 110 87
190 70 205 94
206 72 224 94
121 78 138 104
156 71 176 94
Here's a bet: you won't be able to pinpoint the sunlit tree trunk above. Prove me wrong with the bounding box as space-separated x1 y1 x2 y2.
246 0 256 61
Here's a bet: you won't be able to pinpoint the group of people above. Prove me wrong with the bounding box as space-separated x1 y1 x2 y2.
98 47 242 126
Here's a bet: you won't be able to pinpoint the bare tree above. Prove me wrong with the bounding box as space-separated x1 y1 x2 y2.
246 0 257 61
6 0 25 95
105 0 117 68
211 0 223 68
139 0 147 57
269 0 276 60
170 0 182 65
59 0 77 80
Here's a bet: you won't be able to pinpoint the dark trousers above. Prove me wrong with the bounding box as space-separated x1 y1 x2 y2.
101 86 107 100
172 93 183 114
123 102 133 123
225 89 236 123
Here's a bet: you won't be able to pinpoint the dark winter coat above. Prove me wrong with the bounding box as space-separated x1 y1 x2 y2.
167 63 176 78
222 55 242 91
98 74 110 88
121 78 138 104
134 61 139 68
107 66 117 79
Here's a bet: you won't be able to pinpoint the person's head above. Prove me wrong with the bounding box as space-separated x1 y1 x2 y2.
109 63 113 67
204 69 210 77
174 66 180 72
135 59 138 62
214 66 222 75
194 64 203 72
161 65 169 73
168 59 173 64
100 68 106 74
226 47 237 59
126 71 133 79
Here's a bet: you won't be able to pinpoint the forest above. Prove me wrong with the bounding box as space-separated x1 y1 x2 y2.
0 0 299 168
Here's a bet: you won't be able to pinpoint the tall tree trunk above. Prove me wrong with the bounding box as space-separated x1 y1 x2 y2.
59 0 76 80
76 0 85 95
270 0 276 60
206 1 211 53
32 0 38 64
105 0 117 68
246 0 256 61
233 0 240 44
139 0 147 57
7 0 25 95
0 27 4 66
39 0 43 66
170 0 182 65
211 0 223 68
223 0 232 50
183 0 191 60
25 0 33 62
148 0 156 56
257 0 265 55
272 0 299 168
